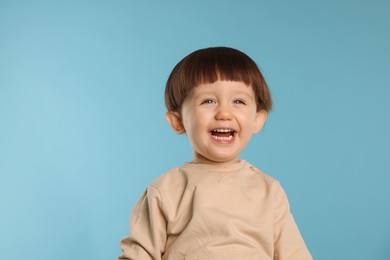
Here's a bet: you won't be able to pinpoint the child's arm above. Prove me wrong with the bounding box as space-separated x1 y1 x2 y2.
119 186 167 260
273 183 313 260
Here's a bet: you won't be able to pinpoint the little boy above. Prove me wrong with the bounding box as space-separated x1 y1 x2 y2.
119 47 312 260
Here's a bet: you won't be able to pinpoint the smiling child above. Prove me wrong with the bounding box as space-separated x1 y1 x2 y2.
119 47 312 260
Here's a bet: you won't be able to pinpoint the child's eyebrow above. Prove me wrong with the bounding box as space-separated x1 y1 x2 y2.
229 90 256 101
191 90 217 99
235 90 254 98
194 90 215 96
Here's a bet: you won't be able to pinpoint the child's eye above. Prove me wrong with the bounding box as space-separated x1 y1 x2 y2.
233 99 246 105
201 99 216 104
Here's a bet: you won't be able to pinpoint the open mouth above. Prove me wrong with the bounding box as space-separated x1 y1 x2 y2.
210 128 236 141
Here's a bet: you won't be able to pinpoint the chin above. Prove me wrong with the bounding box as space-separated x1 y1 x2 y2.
209 155 239 164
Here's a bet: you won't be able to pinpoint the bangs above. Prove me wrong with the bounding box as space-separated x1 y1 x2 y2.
182 47 260 87
165 47 272 112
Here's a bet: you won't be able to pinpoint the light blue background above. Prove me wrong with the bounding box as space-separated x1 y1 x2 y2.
1 1 389 259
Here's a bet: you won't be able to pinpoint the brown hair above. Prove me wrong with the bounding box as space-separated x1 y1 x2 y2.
165 47 272 112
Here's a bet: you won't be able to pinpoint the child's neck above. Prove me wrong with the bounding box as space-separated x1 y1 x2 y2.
191 156 241 165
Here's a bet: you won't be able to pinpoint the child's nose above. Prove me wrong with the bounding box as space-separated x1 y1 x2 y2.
214 105 233 120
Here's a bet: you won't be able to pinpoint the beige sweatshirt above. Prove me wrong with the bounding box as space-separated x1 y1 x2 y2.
119 160 312 260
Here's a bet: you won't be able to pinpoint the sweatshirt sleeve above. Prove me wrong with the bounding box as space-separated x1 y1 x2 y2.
273 183 312 260
119 185 167 260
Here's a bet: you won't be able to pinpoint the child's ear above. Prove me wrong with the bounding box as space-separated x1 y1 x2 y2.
253 110 267 134
165 111 186 134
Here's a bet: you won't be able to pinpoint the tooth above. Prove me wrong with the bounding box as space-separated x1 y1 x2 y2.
215 129 233 133
212 135 233 141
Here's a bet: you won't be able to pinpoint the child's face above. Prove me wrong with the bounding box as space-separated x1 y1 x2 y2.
166 80 267 165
